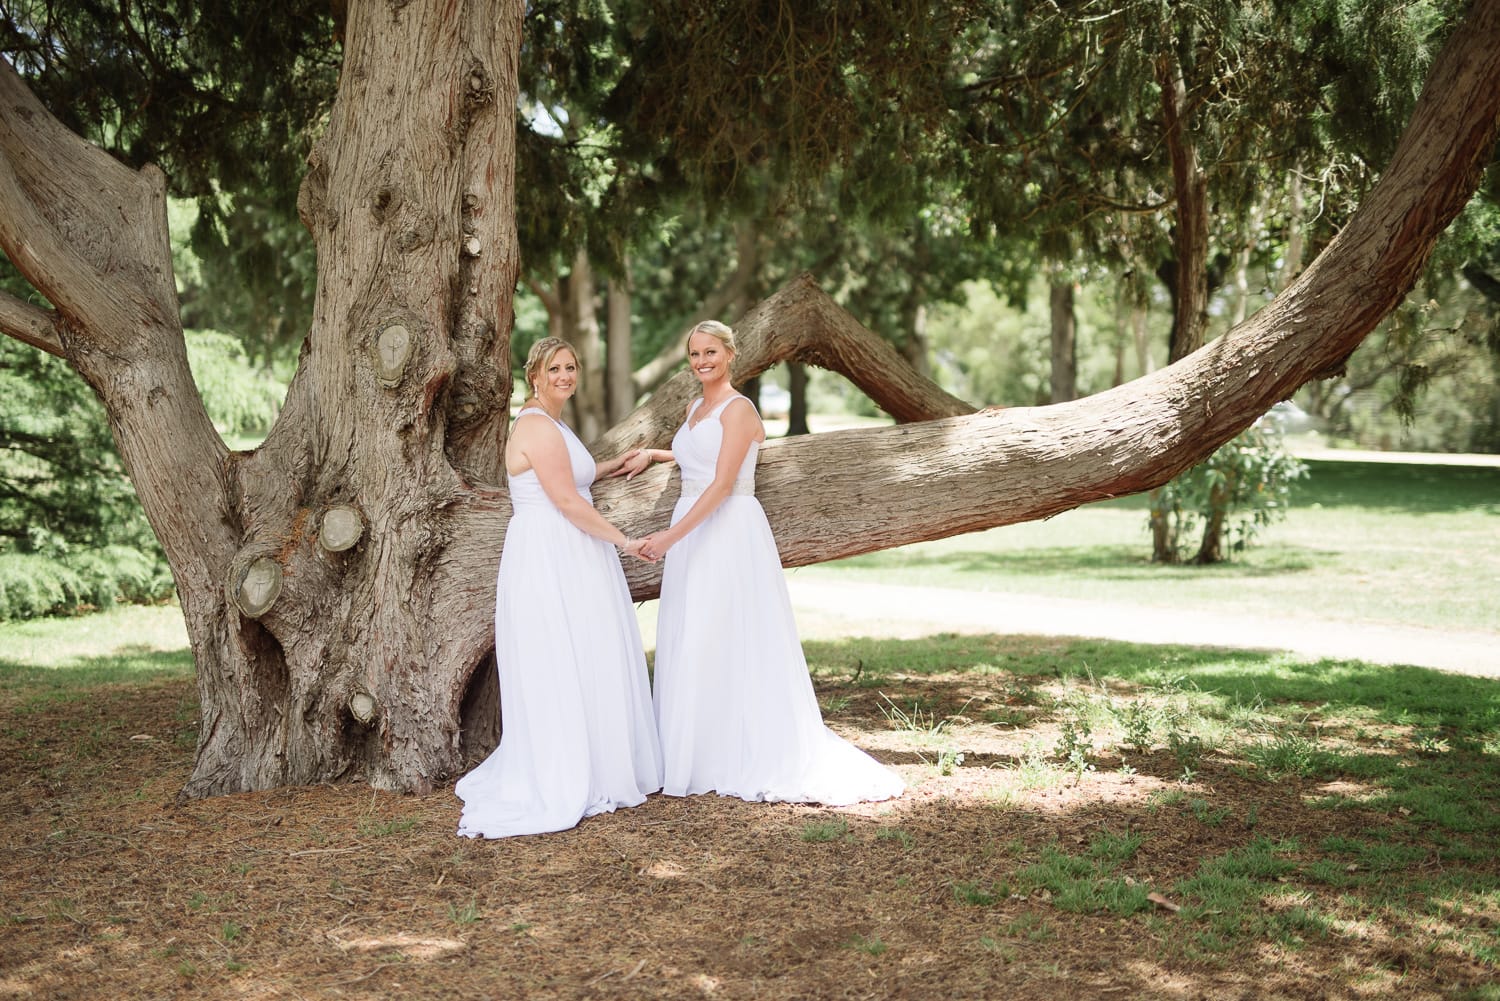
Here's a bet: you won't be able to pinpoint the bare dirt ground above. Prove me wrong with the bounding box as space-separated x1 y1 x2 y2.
3 652 1496 1001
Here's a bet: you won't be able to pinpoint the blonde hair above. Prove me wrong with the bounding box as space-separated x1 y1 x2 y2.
523 336 577 397
684 319 736 356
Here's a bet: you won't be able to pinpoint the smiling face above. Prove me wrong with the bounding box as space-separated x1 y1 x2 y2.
535 347 579 408
686 330 732 388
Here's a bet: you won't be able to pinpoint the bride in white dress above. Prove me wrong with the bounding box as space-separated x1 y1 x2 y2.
629 321 903 806
456 338 662 838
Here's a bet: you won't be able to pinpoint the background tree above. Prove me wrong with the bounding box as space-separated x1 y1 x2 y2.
0 0 1497 801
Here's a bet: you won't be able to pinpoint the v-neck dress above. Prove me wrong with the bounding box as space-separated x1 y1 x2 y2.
652 395 904 805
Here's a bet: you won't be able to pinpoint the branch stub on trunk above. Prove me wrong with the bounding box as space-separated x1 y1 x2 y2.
462 236 481 258
452 393 478 420
319 505 365 553
349 691 378 727
231 557 283 618
375 323 413 387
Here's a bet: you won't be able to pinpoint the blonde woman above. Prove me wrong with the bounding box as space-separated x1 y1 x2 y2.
627 321 903 805
456 338 662 838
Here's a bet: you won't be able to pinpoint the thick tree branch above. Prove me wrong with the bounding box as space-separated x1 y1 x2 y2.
0 55 234 604
586 0 1500 601
0 288 64 357
594 273 974 458
0 61 178 340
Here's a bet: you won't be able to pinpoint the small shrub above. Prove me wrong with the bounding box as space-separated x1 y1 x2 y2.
1148 425 1308 564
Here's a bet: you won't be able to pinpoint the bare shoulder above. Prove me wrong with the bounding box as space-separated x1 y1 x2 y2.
507 410 564 468
721 395 766 440
511 409 560 441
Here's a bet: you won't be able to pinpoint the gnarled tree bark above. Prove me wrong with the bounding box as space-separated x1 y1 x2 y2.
1 0 1497 799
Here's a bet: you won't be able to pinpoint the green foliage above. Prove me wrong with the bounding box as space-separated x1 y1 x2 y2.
0 336 157 559
1150 426 1309 564
609 0 974 214
0 547 171 622
2 0 336 362
1318 272 1500 454
184 330 285 439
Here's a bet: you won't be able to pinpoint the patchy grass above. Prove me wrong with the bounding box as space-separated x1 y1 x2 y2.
3 626 1498 999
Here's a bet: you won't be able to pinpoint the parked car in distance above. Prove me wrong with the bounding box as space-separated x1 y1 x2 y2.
1257 400 1314 433
758 384 791 418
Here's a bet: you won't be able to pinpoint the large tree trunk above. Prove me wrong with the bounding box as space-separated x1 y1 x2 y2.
566 248 607 441
2 0 1498 799
787 361 810 436
1157 53 1211 362
1230 201 1265 327
1150 53 1213 563
1 0 524 797
534 250 609 439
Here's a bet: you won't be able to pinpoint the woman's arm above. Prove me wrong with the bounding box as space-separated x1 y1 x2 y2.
641 398 762 556
607 398 695 480
515 416 636 548
608 446 674 480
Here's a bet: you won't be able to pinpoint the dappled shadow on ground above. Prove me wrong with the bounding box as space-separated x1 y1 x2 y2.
801 632 1500 727
1 637 1497 1000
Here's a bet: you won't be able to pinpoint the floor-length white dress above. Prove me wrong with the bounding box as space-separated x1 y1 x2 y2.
653 395 904 805
455 409 662 838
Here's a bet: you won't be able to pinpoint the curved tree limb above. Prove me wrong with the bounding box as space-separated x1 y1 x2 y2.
593 273 975 458
585 0 1500 600
0 288 63 357
0 62 179 343
0 59 231 575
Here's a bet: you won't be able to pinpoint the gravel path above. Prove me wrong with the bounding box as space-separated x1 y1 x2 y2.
782 577 1500 679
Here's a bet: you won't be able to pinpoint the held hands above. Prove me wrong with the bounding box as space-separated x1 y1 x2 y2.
620 537 666 563
637 531 673 563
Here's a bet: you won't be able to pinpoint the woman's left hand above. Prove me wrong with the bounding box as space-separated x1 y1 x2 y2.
638 531 672 562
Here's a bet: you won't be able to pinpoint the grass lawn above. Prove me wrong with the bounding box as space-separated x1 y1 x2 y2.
1 454 1497 999
797 458 1500 634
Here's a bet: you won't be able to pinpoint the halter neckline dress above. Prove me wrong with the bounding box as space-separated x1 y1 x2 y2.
455 408 662 837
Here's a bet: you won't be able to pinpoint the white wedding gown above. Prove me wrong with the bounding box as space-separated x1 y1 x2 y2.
455 409 662 838
653 395 904 805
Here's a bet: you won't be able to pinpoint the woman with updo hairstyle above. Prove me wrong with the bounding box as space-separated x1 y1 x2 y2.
622 320 903 805
455 336 662 838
